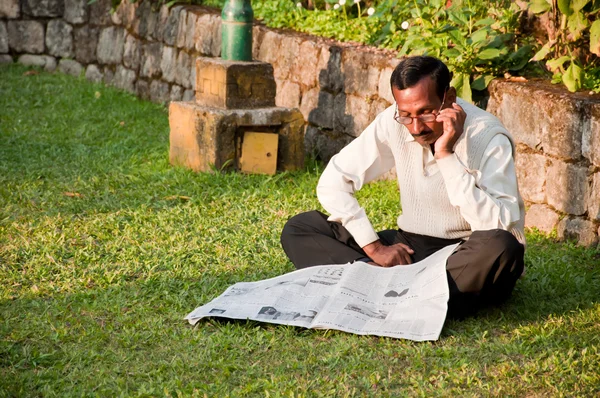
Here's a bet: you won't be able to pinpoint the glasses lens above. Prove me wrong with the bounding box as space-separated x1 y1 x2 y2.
419 114 436 123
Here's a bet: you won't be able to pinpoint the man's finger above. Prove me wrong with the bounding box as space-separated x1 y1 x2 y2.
399 243 414 254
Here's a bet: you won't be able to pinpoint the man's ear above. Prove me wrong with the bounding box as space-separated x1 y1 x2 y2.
446 87 457 104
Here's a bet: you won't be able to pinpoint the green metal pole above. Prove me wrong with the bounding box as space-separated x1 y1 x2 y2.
221 0 253 61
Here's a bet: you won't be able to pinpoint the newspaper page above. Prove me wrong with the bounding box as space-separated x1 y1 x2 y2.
185 243 459 341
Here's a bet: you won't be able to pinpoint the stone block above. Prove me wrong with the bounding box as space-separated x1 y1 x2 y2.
123 33 141 72
304 125 352 163
251 25 263 60
0 22 8 53
136 79 150 100
174 50 192 88
292 40 319 88
316 45 343 94
22 0 63 17
150 79 170 104
275 79 301 109
17 54 56 71
256 30 282 65
8 20 44 54
74 25 98 64
176 8 188 49
183 89 194 102
488 80 592 160
299 87 319 123
195 57 277 109
97 27 124 64
184 11 197 51
133 1 156 39
0 54 13 63
114 65 136 93
169 102 304 172
58 59 83 76
487 80 544 151
546 160 587 215
378 67 395 104
0 0 19 18
525 204 559 233
333 94 371 137
160 45 177 83
273 35 301 80
370 99 390 121
341 51 380 97
141 42 162 78
587 172 600 221
584 103 600 167
515 151 546 203
89 0 111 26
194 13 221 56
557 217 599 247
103 66 114 86
154 5 170 41
171 84 184 102
64 0 88 24
307 89 334 129
46 20 73 58
163 5 183 46
85 64 102 83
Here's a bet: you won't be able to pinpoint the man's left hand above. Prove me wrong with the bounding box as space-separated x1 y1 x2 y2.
434 102 466 158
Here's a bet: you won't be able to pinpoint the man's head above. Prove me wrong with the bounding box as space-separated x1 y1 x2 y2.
390 56 457 146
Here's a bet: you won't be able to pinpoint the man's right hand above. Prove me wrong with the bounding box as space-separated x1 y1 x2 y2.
362 240 414 267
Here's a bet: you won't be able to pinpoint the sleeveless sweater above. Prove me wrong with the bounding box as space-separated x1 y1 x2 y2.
388 99 525 241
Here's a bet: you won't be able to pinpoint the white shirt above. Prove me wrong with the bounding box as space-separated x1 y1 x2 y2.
317 101 525 248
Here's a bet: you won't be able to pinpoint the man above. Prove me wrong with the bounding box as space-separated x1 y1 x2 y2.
280 56 525 318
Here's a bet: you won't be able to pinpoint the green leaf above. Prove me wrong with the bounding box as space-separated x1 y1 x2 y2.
529 0 552 13
558 0 573 15
546 56 571 72
590 20 600 55
477 48 502 60
530 40 556 61
474 18 495 27
469 29 488 45
567 11 589 40
562 62 583 92
572 0 591 11
443 48 461 58
451 73 472 103
471 75 495 91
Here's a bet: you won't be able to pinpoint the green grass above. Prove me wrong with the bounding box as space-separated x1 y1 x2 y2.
1 63 599 397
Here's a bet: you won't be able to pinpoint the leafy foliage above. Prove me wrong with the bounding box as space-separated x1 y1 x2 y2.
524 0 599 92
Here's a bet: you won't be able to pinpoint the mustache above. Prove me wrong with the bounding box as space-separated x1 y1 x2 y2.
410 130 433 137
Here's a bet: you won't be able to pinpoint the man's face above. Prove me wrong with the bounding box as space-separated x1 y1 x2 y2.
391 76 448 147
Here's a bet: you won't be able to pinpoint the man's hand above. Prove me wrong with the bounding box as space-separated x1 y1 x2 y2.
362 240 414 267
434 102 466 158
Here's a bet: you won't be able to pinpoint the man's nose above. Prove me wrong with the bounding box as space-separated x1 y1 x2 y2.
410 117 425 135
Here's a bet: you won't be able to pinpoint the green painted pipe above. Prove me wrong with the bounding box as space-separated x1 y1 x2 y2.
221 0 253 61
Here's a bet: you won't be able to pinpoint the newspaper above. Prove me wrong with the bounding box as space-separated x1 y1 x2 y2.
185 243 459 341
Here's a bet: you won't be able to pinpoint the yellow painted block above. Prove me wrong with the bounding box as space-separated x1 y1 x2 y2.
239 132 278 175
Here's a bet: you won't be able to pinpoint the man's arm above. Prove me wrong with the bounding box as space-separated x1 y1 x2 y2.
316 110 396 249
436 134 523 233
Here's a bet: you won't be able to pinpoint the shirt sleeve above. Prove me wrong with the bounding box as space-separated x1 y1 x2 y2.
435 134 522 232
316 112 396 248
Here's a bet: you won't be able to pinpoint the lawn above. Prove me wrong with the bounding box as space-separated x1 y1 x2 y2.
1 63 599 397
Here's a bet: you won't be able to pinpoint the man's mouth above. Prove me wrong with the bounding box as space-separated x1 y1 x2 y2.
412 131 433 138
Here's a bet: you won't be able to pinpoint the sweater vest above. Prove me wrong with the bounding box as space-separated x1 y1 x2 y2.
386 99 521 240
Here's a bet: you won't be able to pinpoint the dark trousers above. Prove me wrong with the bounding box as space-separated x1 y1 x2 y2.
280 210 525 318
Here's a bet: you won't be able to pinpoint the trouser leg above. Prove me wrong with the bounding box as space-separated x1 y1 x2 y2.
445 229 525 318
280 210 367 268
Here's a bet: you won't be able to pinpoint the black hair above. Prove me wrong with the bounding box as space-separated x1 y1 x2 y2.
390 56 451 100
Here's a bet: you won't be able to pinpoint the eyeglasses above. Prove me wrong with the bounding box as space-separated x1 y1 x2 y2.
393 89 447 125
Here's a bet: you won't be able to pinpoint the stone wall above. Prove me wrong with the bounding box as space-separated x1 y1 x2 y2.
1 0 599 245
0 0 399 162
488 80 600 246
